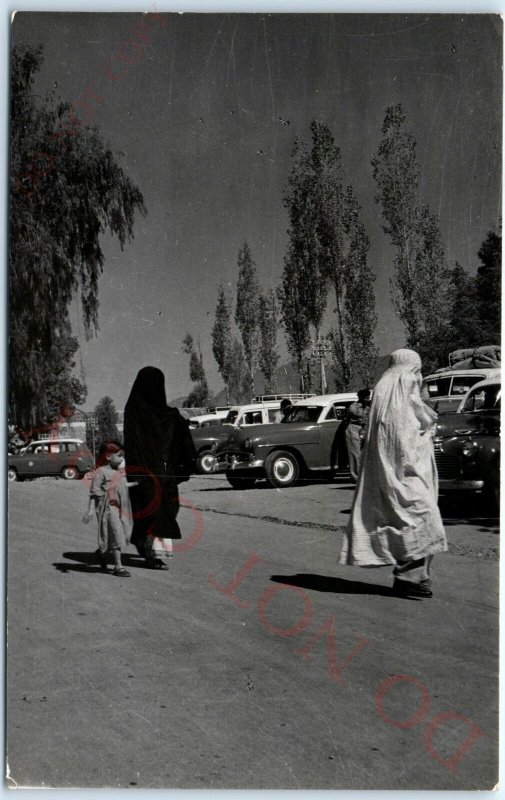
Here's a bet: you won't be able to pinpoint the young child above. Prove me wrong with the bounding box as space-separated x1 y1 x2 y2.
82 442 133 577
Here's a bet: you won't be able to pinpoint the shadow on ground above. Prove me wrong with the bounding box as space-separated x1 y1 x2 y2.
439 496 500 532
270 573 421 599
54 551 148 573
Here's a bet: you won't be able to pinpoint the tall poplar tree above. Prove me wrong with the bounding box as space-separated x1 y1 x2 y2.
372 104 449 370
258 290 280 393
182 333 210 408
235 242 260 397
280 120 378 389
211 285 233 404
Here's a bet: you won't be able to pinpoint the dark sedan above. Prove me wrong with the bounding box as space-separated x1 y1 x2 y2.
213 393 357 489
433 377 500 507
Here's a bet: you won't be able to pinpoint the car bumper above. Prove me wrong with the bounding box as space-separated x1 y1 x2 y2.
438 479 485 492
214 453 264 473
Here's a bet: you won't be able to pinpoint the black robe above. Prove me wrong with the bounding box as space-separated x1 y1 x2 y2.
124 367 196 549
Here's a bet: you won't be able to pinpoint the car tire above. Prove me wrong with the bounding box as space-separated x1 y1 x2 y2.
196 450 215 475
226 473 256 490
7 467 18 482
265 451 299 488
61 466 79 480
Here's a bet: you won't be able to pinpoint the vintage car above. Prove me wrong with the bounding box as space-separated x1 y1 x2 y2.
8 438 95 481
433 377 500 507
423 368 500 413
212 393 358 489
190 395 314 474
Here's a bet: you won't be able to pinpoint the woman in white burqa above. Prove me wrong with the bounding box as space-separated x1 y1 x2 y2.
339 349 447 598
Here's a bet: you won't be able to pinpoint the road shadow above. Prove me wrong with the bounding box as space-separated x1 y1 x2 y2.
54 551 148 573
439 497 500 532
270 573 419 598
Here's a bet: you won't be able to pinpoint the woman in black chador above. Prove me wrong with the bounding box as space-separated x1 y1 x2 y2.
124 366 196 569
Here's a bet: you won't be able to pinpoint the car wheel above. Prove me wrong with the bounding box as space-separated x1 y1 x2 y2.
265 451 299 488
61 465 79 480
226 473 256 490
7 467 18 482
196 451 215 475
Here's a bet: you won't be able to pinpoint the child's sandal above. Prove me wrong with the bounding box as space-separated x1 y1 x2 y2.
112 567 131 577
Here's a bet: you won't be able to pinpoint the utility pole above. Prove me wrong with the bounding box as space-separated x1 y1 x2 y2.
311 334 332 395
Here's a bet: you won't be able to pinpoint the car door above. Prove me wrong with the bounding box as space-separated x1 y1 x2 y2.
317 404 345 469
17 443 51 477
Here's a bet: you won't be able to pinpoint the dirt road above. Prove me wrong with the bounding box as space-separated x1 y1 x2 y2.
6 475 499 789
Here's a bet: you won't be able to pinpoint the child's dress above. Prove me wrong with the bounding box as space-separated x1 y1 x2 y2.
90 465 133 554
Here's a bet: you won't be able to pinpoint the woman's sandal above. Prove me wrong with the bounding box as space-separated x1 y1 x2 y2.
146 557 169 571
112 567 131 577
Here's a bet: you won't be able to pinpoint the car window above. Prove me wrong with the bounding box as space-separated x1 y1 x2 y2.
268 409 279 422
49 444 61 453
225 410 238 424
34 444 49 454
289 406 321 423
451 376 484 395
243 411 263 425
424 378 451 398
66 442 78 452
461 384 501 412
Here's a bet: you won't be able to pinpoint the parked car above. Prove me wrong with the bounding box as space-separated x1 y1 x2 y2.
423 368 500 413
433 377 500 506
8 438 94 481
190 395 315 474
213 393 358 488
188 411 229 429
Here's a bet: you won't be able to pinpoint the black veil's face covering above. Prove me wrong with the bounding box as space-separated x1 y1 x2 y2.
128 366 167 410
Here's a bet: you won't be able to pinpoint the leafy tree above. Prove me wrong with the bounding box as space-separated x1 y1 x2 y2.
211 285 233 404
227 338 249 404
9 45 146 427
281 120 378 389
476 230 501 342
282 131 328 336
258 290 280 393
372 104 449 371
182 333 210 407
277 257 313 391
94 396 120 445
438 262 480 355
235 242 261 397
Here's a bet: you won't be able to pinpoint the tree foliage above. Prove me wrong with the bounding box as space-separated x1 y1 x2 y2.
235 242 261 396
280 120 378 389
182 333 210 407
258 290 280 393
372 104 449 371
227 338 249 404
94 396 120 445
9 45 146 427
211 285 233 404
476 230 501 342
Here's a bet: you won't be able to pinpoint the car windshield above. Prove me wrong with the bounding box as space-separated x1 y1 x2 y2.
287 406 322 423
461 384 501 412
225 410 239 424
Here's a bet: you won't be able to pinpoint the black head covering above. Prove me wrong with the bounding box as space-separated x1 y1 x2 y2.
128 366 167 410
124 366 187 475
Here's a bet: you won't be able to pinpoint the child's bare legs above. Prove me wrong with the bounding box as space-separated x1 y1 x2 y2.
112 547 130 577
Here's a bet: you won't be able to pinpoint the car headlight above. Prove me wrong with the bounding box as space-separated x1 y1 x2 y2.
462 440 478 457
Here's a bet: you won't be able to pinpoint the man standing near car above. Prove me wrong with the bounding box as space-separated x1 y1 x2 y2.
345 389 371 482
273 398 293 423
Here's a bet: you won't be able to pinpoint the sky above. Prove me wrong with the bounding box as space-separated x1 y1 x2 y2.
11 11 502 409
